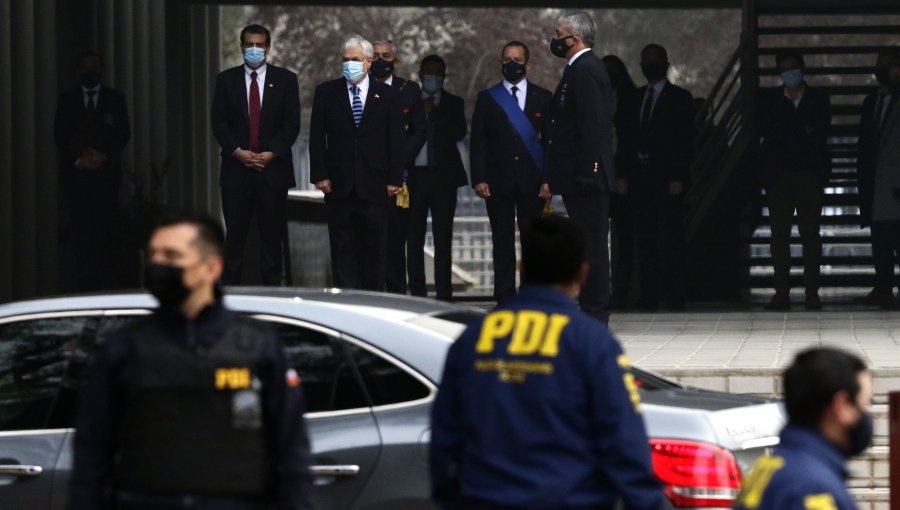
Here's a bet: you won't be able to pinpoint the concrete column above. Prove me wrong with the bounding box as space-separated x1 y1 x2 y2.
0 0 12 302
11 1 38 299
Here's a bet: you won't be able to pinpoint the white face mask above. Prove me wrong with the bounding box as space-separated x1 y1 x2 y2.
343 61 366 83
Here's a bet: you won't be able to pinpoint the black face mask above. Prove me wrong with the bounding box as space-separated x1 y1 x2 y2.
79 70 101 88
502 61 526 83
874 67 891 86
845 410 873 458
641 62 669 83
370 59 394 80
549 35 574 59
144 263 191 308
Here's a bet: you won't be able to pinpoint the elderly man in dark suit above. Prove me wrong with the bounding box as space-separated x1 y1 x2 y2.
309 35 405 291
544 12 616 323
211 24 301 286
407 55 468 301
371 40 428 295
471 41 553 303
54 51 131 292
617 44 694 311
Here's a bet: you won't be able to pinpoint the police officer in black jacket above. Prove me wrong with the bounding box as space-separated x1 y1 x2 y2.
69 211 312 510
371 40 428 294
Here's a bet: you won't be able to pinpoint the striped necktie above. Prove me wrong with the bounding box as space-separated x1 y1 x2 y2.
351 85 363 127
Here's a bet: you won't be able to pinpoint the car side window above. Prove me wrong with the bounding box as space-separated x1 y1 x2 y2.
266 321 370 413
0 316 96 431
345 343 431 407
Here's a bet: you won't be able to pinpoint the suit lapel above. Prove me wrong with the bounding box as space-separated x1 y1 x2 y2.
333 79 355 124
260 67 275 124
360 81 381 126
238 67 249 124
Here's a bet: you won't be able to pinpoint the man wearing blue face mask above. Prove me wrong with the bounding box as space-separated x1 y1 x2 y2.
734 347 872 510
407 54 468 301
211 24 301 287
309 35 405 291
758 50 831 311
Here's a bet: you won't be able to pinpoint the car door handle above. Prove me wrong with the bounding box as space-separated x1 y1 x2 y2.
0 465 43 477
309 465 360 477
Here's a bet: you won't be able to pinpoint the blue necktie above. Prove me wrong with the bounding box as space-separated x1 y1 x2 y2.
351 85 363 127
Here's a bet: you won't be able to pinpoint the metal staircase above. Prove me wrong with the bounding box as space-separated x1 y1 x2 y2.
685 7 900 300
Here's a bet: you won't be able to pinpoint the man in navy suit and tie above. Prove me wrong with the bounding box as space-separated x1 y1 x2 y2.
617 44 694 311
371 40 428 294
544 12 617 323
309 35 405 290
211 24 301 286
471 41 553 303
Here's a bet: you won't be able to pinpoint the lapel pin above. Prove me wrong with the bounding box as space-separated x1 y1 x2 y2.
268 83 274 87
374 94 380 99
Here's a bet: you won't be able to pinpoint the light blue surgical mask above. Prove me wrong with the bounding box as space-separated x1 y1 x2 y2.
780 68 804 88
422 74 444 95
343 61 366 84
243 47 267 69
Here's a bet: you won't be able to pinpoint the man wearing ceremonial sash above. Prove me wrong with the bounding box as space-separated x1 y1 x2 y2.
471 41 553 303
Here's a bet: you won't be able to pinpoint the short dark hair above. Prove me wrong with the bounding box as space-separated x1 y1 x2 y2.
641 43 668 62
775 50 805 69
153 210 225 258
784 347 867 428
521 215 588 285
420 54 446 73
77 51 103 67
240 24 271 46
501 41 530 62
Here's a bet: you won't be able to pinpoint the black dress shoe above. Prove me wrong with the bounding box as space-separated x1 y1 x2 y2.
804 293 823 311
765 293 791 311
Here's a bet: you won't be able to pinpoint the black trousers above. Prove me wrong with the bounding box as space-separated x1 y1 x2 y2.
385 199 411 293
609 191 636 309
631 172 686 309
325 194 388 291
408 167 458 300
485 190 543 302
562 192 610 323
871 220 900 295
62 166 120 292
221 169 287 286
767 171 823 294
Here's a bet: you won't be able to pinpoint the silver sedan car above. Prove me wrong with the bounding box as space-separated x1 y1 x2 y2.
0 288 785 509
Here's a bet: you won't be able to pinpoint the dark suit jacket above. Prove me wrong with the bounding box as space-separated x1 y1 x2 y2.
618 81 694 185
470 81 553 195
758 85 832 185
545 50 616 194
309 77 405 203
54 85 131 172
211 64 301 190
389 76 428 172
415 89 468 189
857 90 897 225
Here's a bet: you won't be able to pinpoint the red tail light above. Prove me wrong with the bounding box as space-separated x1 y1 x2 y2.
649 438 742 508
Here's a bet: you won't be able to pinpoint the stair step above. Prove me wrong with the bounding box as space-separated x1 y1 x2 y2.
748 273 875 287
821 85 879 97
759 66 877 76
759 45 900 56
747 255 874 266
830 124 861 136
750 235 870 245
758 26 900 35
831 104 865 116
757 214 861 226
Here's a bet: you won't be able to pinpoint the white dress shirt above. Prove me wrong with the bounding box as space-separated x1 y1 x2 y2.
503 79 528 111
567 48 592 67
383 75 394 87
82 84 101 109
640 79 668 122
346 74 370 110
245 64 267 112
415 89 443 167
784 85 805 109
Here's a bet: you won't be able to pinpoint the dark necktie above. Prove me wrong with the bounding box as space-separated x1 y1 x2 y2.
511 86 522 110
351 86 363 127
875 93 887 130
86 90 97 113
641 87 655 130
249 71 261 152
